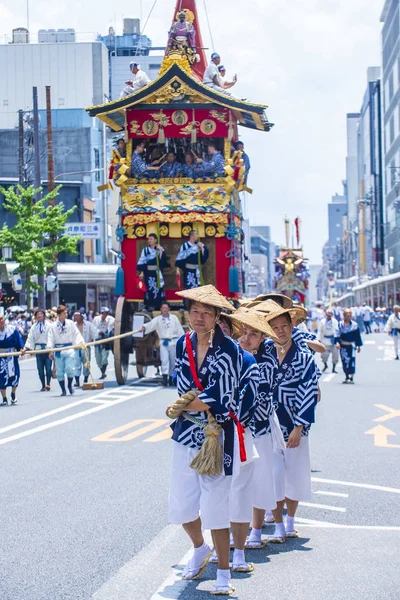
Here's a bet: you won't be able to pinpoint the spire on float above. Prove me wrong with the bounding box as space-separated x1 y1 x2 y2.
167 0 208 80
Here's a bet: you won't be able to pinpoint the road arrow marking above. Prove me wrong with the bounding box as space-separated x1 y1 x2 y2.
365 424 400 448
374 404 400 423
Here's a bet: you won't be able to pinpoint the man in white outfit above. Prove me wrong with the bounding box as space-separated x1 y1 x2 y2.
141 302 184 386
386 305 400 360
93 307 115 379
318 309 339 373
47 305 84 396
120 63 151 97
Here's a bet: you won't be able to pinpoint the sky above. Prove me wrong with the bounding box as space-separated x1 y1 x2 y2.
1 0 384 263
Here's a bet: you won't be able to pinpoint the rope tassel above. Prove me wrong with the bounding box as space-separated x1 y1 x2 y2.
190 411 223 475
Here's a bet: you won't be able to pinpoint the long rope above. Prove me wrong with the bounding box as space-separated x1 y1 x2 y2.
203 0 215 52
0 328 143 358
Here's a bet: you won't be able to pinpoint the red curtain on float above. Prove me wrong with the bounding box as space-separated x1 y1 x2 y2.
169 0 208 81
121 237 238 301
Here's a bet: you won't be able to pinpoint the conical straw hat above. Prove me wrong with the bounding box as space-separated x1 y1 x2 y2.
244 299 283 314
176 284 234 312
220 307 277 339
264 305 307 326
253 293 293 309
218 314 244 339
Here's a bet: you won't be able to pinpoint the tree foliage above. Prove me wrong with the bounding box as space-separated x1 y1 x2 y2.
0 185 80 303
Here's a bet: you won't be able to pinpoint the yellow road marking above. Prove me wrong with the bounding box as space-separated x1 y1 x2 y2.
144 425 172 442
365 425 400 448
374 404 400 423
92 419 169 442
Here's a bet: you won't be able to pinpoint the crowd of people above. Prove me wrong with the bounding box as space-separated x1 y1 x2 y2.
0 305 115 404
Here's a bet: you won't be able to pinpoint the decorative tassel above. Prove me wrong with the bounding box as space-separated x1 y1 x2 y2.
190 411 223 475
191 109 197 144
227 111 234 141
229 265 240 293
114 266 125 295
157 127 165 144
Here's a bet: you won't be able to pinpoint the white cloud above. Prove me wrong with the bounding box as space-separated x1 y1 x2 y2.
0 0 383 262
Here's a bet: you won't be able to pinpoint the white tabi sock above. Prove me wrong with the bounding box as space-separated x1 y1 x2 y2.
216 568 231 585
286 516 295 532
193 542 208 559
248 527 262 542
274 522 286 537
232 548 245 564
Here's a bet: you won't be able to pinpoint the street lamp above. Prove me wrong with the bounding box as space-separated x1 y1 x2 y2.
2 245 12 260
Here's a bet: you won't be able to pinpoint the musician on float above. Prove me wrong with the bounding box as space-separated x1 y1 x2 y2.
176 229 209 289
137 233 168 310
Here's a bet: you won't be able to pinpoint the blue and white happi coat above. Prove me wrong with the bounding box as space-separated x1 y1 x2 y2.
292 327 317 354
159 161 182 178
131 151 149 178
266 340 319 442
171 325 241 475
175 241 209 289
336 320 363 376
137 246 167 310
0 325 24 388
251 340 279 438
236 345 260 428
201 151 225 177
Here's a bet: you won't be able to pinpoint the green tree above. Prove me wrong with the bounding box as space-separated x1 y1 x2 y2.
0 185 80 306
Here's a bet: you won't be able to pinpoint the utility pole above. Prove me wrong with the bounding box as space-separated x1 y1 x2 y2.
33 86 46 308
17 109 27 307
18 110 24 185
46 85 59 306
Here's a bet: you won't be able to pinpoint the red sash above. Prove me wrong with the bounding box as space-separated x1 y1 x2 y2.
185 332 247 463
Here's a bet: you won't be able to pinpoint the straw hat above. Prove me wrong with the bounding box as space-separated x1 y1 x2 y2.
264 305 307 326
239 297 255 308
176 285 233 312
220 307 277 339
218 314 244 339
244 299 283 314
253 293 293 309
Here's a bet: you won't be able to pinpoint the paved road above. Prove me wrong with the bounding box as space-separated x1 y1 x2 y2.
0 334 399 600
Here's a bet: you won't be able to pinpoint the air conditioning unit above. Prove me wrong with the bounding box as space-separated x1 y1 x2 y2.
38 29 57 43
12 28 29 44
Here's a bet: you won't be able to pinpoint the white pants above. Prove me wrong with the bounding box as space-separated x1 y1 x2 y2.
230 462 254 523
160 342 177 376
252 434 277 511
273 436 312 502
168 442 232 530
321 344 339 365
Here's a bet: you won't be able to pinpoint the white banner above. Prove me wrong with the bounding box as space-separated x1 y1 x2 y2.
65 223 101 239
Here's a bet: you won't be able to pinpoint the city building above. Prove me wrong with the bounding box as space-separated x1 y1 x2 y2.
381 0 400 272
323 190 347 268
357 67 385 276
248 226 276 295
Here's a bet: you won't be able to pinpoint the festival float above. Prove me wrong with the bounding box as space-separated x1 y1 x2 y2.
274 217 310 305
86 0 273 383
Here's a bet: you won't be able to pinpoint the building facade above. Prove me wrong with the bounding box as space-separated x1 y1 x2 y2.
381 0 400 271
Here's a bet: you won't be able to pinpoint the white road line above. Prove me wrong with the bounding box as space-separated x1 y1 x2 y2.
311 477 400 495
0 386 139 435
92 524 192 600
314 490 349 498
0 388 154 446
295 517 400 532
299 501 346 513
0 399 91 435
321 373 335 383
364 340 376 345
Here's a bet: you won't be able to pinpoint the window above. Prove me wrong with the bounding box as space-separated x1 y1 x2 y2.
149 63 161 70
58 98 65 107
390 115 395 145
94 148 100 181
3 100 8 106
389 71 394 100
